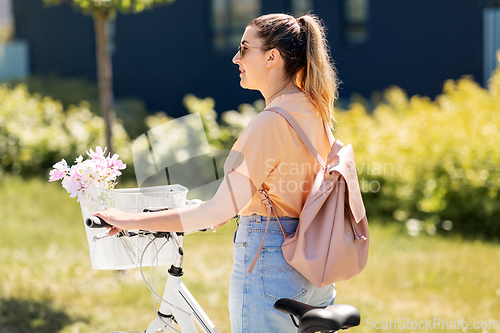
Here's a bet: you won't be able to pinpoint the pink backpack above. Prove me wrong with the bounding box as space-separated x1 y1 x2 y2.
248 107 369 287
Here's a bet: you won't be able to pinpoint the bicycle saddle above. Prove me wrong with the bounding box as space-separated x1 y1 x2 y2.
274 298 360 333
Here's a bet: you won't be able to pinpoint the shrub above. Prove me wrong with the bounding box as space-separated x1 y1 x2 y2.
335 57 500 239
4 66 499 240
146 81 500 239
11 74 100 112
11 75 149 140
0 84 130 177
145 94 263 151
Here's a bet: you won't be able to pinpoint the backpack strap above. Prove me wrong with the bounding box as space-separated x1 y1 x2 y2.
247 190 288 274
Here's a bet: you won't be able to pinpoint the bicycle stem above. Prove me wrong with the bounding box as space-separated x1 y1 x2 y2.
169 232 184 268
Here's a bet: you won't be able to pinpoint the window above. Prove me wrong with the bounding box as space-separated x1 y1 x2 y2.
212 0 260 52
342 0 370 44
484 1 500 86
289 0 313 17
0 0 13 42
0 0 28 81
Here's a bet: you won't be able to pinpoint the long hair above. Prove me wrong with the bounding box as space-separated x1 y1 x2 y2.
249 13 339 124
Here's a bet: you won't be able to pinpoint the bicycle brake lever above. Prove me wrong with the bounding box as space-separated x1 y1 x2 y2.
143 208 169 213
92 231 110 242
117 230 137 237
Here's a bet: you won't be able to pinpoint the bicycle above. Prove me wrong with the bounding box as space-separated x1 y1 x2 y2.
86 213 361 333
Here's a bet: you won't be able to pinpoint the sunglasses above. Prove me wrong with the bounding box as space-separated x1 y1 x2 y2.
238 43 270 58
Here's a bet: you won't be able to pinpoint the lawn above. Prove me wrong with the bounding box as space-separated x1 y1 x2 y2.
0 176 499 332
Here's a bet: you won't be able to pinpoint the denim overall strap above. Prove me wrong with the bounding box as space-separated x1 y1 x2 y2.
247 190 288 274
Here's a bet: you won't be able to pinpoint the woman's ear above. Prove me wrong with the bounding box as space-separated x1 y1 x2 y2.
265 49 281 69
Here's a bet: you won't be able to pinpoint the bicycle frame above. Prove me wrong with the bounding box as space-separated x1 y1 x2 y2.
145 232 219 333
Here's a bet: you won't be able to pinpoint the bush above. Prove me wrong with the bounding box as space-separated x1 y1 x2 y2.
145 94 263 151
11 74 150 140
146 81 500 239
0 84 131 177
4 65 499 240
11 74 100 112
0 79 262 181
335 56 500 239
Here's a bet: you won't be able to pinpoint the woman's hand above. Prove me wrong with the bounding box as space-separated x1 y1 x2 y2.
93 208 135 237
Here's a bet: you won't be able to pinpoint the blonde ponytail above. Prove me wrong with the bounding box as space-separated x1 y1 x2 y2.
296 15 338 124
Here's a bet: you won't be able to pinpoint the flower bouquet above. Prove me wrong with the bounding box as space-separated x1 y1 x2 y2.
49 146 126 201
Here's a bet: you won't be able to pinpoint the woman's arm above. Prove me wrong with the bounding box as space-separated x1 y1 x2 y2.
93 170 256 234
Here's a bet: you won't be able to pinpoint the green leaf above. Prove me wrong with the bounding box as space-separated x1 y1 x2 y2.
42 0 175 15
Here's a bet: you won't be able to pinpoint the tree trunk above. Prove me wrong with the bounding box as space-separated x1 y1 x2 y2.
94 11 115 154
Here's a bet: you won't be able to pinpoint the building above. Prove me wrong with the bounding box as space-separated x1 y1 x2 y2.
10 0 500 117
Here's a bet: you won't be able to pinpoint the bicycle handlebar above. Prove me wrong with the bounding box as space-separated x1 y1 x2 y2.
86 216 113 229
86 207 210 235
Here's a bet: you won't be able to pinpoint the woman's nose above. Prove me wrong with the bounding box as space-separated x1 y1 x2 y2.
232 52 240 64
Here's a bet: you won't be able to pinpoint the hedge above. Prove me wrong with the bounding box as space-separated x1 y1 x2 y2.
335 59 500 239
2 59 499 239
0 84 130 176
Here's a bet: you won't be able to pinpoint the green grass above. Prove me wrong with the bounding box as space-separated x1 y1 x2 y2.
0 176 499 332
336 224 500 333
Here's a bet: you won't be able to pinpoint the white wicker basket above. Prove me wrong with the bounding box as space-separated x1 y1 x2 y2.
79 185 188 270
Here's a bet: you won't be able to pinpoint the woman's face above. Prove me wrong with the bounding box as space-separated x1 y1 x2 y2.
232 26 269 91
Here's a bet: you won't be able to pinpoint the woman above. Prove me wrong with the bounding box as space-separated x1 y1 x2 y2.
95 13 339 333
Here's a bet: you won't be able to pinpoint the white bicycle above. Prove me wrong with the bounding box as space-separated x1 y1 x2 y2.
86 212 361 333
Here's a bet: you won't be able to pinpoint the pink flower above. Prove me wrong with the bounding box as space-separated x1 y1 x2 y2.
107 153 126 171
49 159 69 181
86 146 106 161
62 176 82 199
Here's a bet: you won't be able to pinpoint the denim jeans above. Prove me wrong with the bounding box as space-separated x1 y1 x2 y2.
228 214 336 333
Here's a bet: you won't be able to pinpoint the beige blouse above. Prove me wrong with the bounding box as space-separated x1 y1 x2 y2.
225 92 333 217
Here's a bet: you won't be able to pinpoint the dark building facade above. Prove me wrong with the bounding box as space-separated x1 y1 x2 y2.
12 0 496 117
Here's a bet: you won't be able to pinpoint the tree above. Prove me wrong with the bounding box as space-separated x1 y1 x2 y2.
42 0 174 153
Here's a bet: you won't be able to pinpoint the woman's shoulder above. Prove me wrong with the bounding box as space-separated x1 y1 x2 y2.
247 110 289 131
253 109 287 121
232 110 291 151
265 92 319 120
